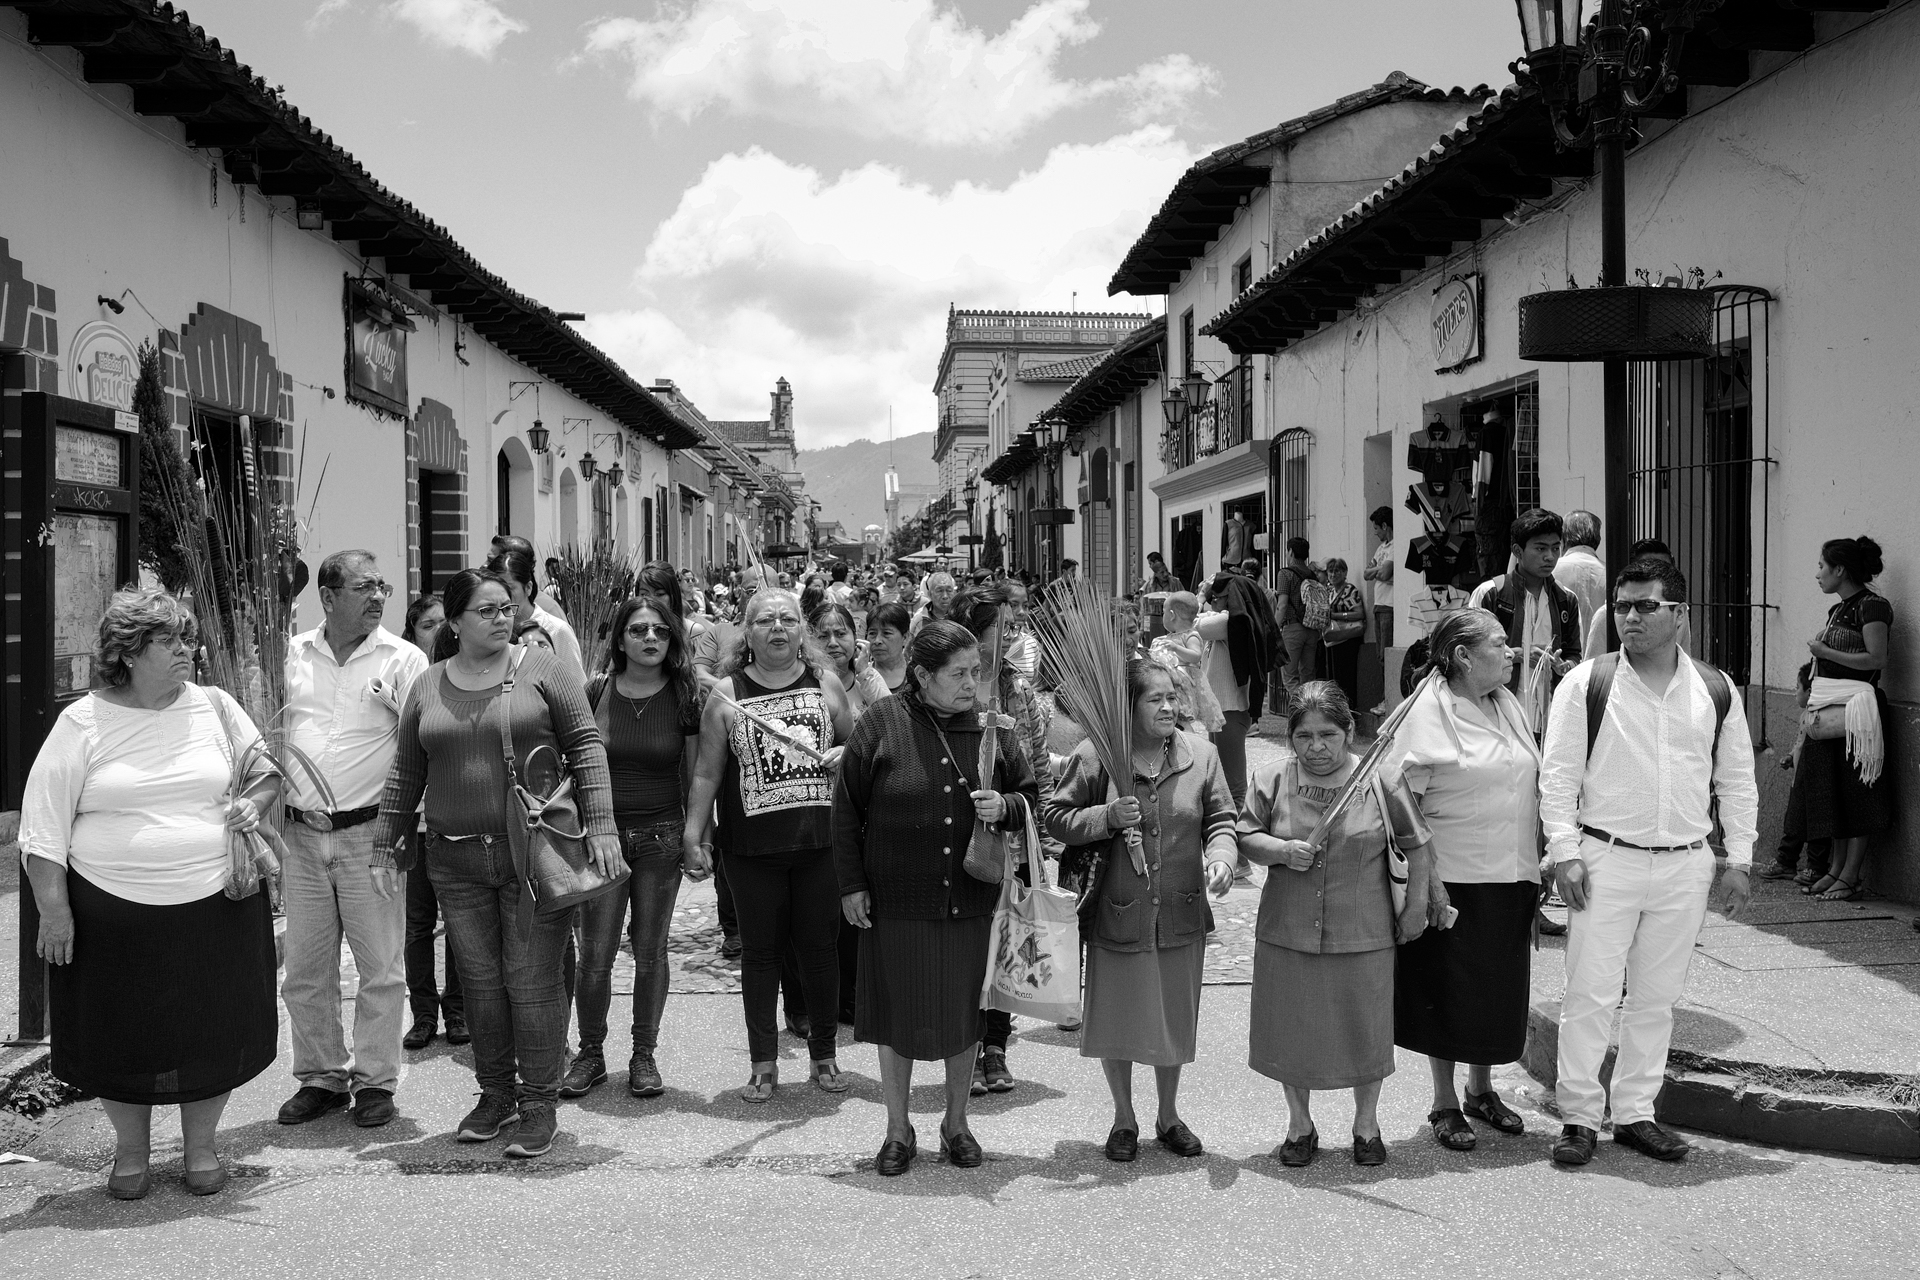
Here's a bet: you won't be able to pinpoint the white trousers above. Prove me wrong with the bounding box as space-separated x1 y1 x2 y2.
1555 835 1715 1129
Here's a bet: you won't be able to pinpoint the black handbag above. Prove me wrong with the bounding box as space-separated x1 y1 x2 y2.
495 647 628 918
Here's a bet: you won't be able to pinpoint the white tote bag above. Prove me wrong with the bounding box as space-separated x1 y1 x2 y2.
980 794 1083 1025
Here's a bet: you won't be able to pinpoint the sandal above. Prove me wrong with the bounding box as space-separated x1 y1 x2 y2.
1463 1090 1525 1135
1817 877 1863 902
1801 873 1838 897
811 1059 850 1093
1794 867 1818 887
739 1070 777 1104
1427 1107 1476 1151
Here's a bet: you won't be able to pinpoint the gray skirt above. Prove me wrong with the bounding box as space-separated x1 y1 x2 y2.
1080 941 1204 1067
1249 941 1395 1090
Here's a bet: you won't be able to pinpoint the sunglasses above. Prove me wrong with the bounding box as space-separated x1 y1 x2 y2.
1610 599 1684 616
625 622 673 640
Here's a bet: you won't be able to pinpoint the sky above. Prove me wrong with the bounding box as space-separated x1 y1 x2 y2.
178 0 1521 448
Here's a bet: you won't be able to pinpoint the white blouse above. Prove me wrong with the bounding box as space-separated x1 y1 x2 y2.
1386 686 1542 884
18 684 266 906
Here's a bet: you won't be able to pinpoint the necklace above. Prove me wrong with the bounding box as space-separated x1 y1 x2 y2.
453 650 508 679
617 674 668 720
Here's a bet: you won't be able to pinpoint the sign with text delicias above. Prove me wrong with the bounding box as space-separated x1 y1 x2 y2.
344 278 413 418
1430 273 1483 373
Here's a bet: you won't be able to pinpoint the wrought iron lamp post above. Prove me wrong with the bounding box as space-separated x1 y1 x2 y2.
1513 0 1714 587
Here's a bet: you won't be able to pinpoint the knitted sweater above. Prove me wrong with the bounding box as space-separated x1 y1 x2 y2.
373 645 616 868
832 692 1037 921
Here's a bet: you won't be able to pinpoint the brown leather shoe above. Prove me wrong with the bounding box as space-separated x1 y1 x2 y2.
1552 1124 1598 1165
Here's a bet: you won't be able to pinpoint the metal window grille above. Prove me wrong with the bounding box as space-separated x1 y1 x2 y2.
1629 286 1773 689
1271 428 1313 552
1514 382 1540 511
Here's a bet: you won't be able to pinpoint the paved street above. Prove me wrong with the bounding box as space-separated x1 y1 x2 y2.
7 822 1920 1279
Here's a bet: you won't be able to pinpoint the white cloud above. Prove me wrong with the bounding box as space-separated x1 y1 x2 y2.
388 0 526 59
581 129 1200 449
305 0 355 33
580 0 1217 147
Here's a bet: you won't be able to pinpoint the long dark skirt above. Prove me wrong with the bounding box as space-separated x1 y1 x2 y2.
1393 880 1536 1065
51 871 278 1105
855 914 990 1062
1800 693 1896 839
1249 942 1395 1090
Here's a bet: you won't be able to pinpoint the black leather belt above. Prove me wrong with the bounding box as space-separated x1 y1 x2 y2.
286 805 380 833
1579 824 1705 854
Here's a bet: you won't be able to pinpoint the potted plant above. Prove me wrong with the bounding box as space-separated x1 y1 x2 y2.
1518 268 1720 362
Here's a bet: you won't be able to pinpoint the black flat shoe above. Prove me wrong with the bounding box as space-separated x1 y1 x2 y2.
444 1016 470 1046
1552 1124 1598 1166
1463 1090 1525 1135
107 1163 151 1201
183 1161 229 1196
1277 1128 1318 1167
940 1124 983 1168
875 1129 917 1177
1154 1122 1203 1158
1428 1107 1476 1151
1104 1126 1139 1163
1614 1119 1689 1162
402 1018 436 1051
1352 1133 1388 1166
277 1085 349 1125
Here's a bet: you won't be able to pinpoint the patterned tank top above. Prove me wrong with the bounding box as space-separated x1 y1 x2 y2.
718 666 835 855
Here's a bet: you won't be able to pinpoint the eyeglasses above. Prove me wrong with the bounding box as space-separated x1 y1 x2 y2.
151 631 199 654
345 579 394 598
751 615 800 629
625 622 673 640
1610 599 1684 616
466 603 514 621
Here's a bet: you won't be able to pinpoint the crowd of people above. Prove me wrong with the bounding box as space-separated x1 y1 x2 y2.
15 513 1892 1194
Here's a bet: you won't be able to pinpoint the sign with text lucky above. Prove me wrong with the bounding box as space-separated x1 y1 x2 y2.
344 279 412 418
1431 273 1483 373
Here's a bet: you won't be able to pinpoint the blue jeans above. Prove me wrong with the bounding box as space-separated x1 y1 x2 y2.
426 831 570 1106
573 817 684 1055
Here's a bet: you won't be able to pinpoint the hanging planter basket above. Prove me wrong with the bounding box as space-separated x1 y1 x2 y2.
1518 286 1715 362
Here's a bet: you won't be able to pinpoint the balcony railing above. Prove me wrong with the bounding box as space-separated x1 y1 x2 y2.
1160 365 1253 472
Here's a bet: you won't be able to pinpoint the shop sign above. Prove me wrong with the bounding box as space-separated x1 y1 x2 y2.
344 279 412 418
1431 274 1483 373
68 321 139 414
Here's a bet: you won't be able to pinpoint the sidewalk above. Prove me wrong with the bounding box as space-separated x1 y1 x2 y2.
1525 870 1920 1158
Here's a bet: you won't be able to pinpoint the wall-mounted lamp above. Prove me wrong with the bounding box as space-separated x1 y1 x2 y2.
96 295 125 315
605 461 625 486
296 201 324 231
528 419 550 454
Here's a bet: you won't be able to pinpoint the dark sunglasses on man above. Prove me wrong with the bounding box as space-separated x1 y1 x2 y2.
1610 599 1684 616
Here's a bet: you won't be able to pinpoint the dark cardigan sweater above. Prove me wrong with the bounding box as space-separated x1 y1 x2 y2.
832 692 1038 921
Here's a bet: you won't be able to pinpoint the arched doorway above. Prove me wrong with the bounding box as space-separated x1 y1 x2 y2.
496 437 534 542
558 467 579 550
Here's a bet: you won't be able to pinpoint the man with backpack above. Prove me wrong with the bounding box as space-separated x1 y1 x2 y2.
1538 558 1756 1167
1273 537 1324 710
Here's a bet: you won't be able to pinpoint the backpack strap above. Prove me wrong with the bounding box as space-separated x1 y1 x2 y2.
1585 651 1734 768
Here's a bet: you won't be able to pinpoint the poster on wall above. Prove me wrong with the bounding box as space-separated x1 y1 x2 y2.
344 278 414 418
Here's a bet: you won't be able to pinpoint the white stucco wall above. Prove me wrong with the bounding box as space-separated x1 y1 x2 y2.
1265 5 1920 703
0 23 671 626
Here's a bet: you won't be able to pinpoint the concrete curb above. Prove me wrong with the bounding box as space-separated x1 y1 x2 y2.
1525 999 1920 1160
0 1044 52 1108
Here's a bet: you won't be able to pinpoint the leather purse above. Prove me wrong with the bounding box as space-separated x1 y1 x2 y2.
496 648 628 917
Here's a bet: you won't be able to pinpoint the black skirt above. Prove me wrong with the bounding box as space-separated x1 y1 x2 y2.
1800 691 1895 839
51 871 279 1106
854 914 990 1062
1393 880 1536 1065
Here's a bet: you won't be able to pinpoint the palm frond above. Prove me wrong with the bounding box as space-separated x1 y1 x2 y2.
549 540 643 675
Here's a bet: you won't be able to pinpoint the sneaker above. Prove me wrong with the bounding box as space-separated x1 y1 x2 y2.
504 1104 557 1159
456 1091 518 1142
969 1054 989 1097
628 1050 665 1098
559 1052 607 1098
720 933 743 959
980 1047 1014 1093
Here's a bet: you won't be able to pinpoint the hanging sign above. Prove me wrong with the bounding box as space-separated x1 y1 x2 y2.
344 279 413 418
68 321 140 415
1431 274 1483 372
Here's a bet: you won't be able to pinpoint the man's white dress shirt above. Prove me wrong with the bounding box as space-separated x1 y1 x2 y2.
284 625 428 811
1539 652 1758 868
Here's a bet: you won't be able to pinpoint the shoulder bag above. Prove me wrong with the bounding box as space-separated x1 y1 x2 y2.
1367 771 1410 927
497 647 628 918
926 710 1006 884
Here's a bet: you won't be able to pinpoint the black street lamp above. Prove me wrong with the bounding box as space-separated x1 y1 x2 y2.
1513 0 1708 588
962 472 979 572
527 418 550 454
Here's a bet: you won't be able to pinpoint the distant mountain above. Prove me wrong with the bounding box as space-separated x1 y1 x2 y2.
799 431 940 536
